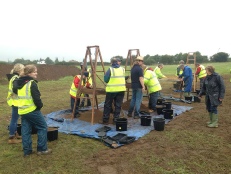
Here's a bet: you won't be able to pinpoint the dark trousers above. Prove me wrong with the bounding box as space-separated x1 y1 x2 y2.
206 97 218 114
70 97 80 116
103 92 125 122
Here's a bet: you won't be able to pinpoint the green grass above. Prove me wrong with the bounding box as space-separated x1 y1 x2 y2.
0 62 231 174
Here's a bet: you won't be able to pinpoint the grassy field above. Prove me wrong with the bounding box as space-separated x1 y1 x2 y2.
0 62 231 174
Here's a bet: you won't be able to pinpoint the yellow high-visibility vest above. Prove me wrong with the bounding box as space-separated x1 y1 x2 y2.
154 67 166 79
198 65 207 79
7 75 19 106
144 70 162 93
106 67 126 92
18 80 37 115
69 75 82 97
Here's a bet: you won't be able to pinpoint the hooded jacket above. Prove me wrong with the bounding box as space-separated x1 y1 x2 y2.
13 76 43 110
199 72 225 106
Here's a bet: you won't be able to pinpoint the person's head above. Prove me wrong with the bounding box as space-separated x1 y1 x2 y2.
111 57 118 65
147 67 153 71
117 58 122 65
135 56 144 65
13 63 24 76
178 64 185 70
24 64 37 79
179 60 184 65
205 66 215 75
158 63 164 69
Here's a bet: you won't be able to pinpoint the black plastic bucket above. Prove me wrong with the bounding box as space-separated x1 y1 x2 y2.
156 105 164 115
163 102 172 109
47 127 58 141
196 89 200 95
157 98 165 105
185 96 192 101
17 124 22 136
140 115 151 126
116 118 127 131
17 124 37 135
162 109 174 119
193 96 201 102
153 118 165 131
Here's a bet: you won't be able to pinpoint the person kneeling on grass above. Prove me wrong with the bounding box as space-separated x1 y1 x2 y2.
14 64 52 157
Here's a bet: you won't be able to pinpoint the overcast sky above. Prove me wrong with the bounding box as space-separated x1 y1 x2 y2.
0 0 230 62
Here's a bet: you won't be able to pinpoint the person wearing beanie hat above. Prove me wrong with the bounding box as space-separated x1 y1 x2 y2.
100 57 126 124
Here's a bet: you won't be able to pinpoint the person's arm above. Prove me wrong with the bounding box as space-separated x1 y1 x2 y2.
195 67 201 75
218 75 225 100
31 81 43 110
104 68 111 83
74 76 80 88
139 77 145 90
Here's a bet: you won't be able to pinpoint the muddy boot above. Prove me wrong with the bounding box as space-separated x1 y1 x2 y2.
208 113 218 128
206 112 212 125
8 136 22 144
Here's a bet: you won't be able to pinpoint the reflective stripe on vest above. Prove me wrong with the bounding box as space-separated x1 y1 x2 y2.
18 80 37 115
144 70 162 93
7 75 19 106
106 67 126 92
198 65 207 78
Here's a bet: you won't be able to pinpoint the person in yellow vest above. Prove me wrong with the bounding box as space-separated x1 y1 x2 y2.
154 63 167 79
69 72 90 117
195 63 207 89
6 63 24 144
14 64 51 156
100 57 126 124
176 60 184 76
144 66 162 112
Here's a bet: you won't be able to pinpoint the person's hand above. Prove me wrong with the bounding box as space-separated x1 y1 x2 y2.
142 87 145 92
219 98 223 102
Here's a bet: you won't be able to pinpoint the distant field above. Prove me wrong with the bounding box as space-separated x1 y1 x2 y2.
101 62 231 76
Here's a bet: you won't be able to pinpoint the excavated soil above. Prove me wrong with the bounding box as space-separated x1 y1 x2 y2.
0 64 80 84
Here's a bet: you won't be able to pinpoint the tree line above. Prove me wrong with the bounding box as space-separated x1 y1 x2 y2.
0 51 230 65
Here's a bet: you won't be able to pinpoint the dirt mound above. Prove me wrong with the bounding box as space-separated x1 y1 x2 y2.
0 64 80 84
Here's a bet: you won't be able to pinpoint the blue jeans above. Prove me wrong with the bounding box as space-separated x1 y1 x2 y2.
149 91 159 110
128 88 143 116
9 106 19 137
21 110 48 155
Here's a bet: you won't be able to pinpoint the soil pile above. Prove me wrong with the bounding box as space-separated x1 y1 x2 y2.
0 64 80 84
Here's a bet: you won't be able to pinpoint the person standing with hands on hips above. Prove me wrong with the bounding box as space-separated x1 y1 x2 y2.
14 64 52 157
198 66 225 128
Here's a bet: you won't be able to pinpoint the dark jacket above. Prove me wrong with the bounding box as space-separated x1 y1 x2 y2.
104 63 120 83
199 72 225 106
13 76 43 110
6 73 19 81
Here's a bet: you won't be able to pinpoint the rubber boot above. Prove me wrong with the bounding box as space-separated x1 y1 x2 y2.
208 113 218 128
206 112 212 125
